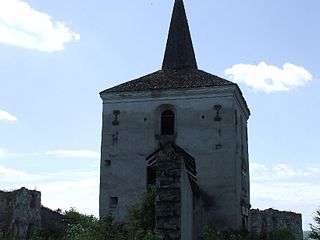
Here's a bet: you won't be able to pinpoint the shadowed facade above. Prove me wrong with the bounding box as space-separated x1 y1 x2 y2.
99 0 250 238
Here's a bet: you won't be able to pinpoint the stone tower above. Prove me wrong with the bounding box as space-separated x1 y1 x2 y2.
99 0 250 238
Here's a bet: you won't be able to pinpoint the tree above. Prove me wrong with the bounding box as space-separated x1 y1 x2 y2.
25 187 157 240
125 185 157 240
310 208 320 240
201 226 295 240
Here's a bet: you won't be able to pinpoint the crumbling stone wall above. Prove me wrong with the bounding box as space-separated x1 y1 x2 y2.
152 143 196 240
0 187 41 239
250 208 303 240
155 144 182 240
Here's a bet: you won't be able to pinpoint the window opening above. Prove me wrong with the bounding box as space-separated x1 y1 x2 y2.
147 166 156 186
161 110 175 135
109 197 118 208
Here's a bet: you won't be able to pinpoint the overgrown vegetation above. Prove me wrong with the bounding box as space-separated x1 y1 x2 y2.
201 226 295 240
310 208 320 239
0 186 298 240
32 186 157 240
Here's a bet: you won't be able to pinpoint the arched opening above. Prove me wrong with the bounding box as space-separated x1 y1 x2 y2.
161 110 175 135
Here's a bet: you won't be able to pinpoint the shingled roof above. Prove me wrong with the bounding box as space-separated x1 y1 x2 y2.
162 0 197 70
100 0 234 95
101 69 234 94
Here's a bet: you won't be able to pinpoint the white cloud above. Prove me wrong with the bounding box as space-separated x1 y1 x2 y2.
306 166 320 175
0 147 99 215
0 148 9 159
0 163 98 183
0 164 99 216
32 177 99 216
273 163 298 178
252 182 320 204
251 181 320 230
0 148 99 160
45 150 99 159
225 62 312 93
250 162 268 172
250 162 320 229
0 165 30 179
0 0 80 52
0 109 17 121
250 162 319 181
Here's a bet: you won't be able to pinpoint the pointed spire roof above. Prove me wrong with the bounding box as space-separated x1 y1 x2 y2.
162 0 198 70
100 0 247 113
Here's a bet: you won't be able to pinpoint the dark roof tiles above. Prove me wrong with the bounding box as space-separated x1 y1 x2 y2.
100 69 235 94
162 0 197 70
100 0 236 95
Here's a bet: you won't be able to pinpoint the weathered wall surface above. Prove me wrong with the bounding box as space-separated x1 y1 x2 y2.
155 144 182 240
0 187 41 239
99 86 250 233
250 208 303 240
180 161 193 240
152 143 194 240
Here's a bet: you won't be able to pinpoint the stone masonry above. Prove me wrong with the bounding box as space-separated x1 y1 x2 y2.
147 143 196 240
155 144 182 240
250 208 303 240
0 187 41 239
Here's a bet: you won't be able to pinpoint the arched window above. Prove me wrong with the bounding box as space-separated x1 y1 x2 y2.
161 110 175 135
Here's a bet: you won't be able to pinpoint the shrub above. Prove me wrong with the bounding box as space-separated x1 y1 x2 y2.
32 186 157 240
201 226 294 240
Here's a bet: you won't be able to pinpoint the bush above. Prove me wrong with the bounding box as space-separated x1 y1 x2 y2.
29 186 157 240
201 226 294 240
125 186 156 239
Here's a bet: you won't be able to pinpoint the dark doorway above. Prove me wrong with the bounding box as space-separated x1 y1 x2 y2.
161 110 175 135
147 166 156 186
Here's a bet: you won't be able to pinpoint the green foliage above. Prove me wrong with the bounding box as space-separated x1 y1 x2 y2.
310 209 320 240
125 186 156 240
63 208 102 240
201 225 294 240
201 226 249 240
27 186 157 240
202 226 224 240
33 221 66 240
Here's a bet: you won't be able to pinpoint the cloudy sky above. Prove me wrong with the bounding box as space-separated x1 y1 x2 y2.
0 0 319 230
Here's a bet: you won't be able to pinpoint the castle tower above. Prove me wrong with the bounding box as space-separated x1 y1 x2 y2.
99 0 250 237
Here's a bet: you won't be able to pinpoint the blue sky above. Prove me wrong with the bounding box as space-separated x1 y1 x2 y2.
0 0 319 230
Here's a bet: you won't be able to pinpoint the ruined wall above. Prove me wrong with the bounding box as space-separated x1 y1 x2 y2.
155 144 182 240
250 208 303 240
0 193 6 234
153 143 195 240
0 187 41 239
